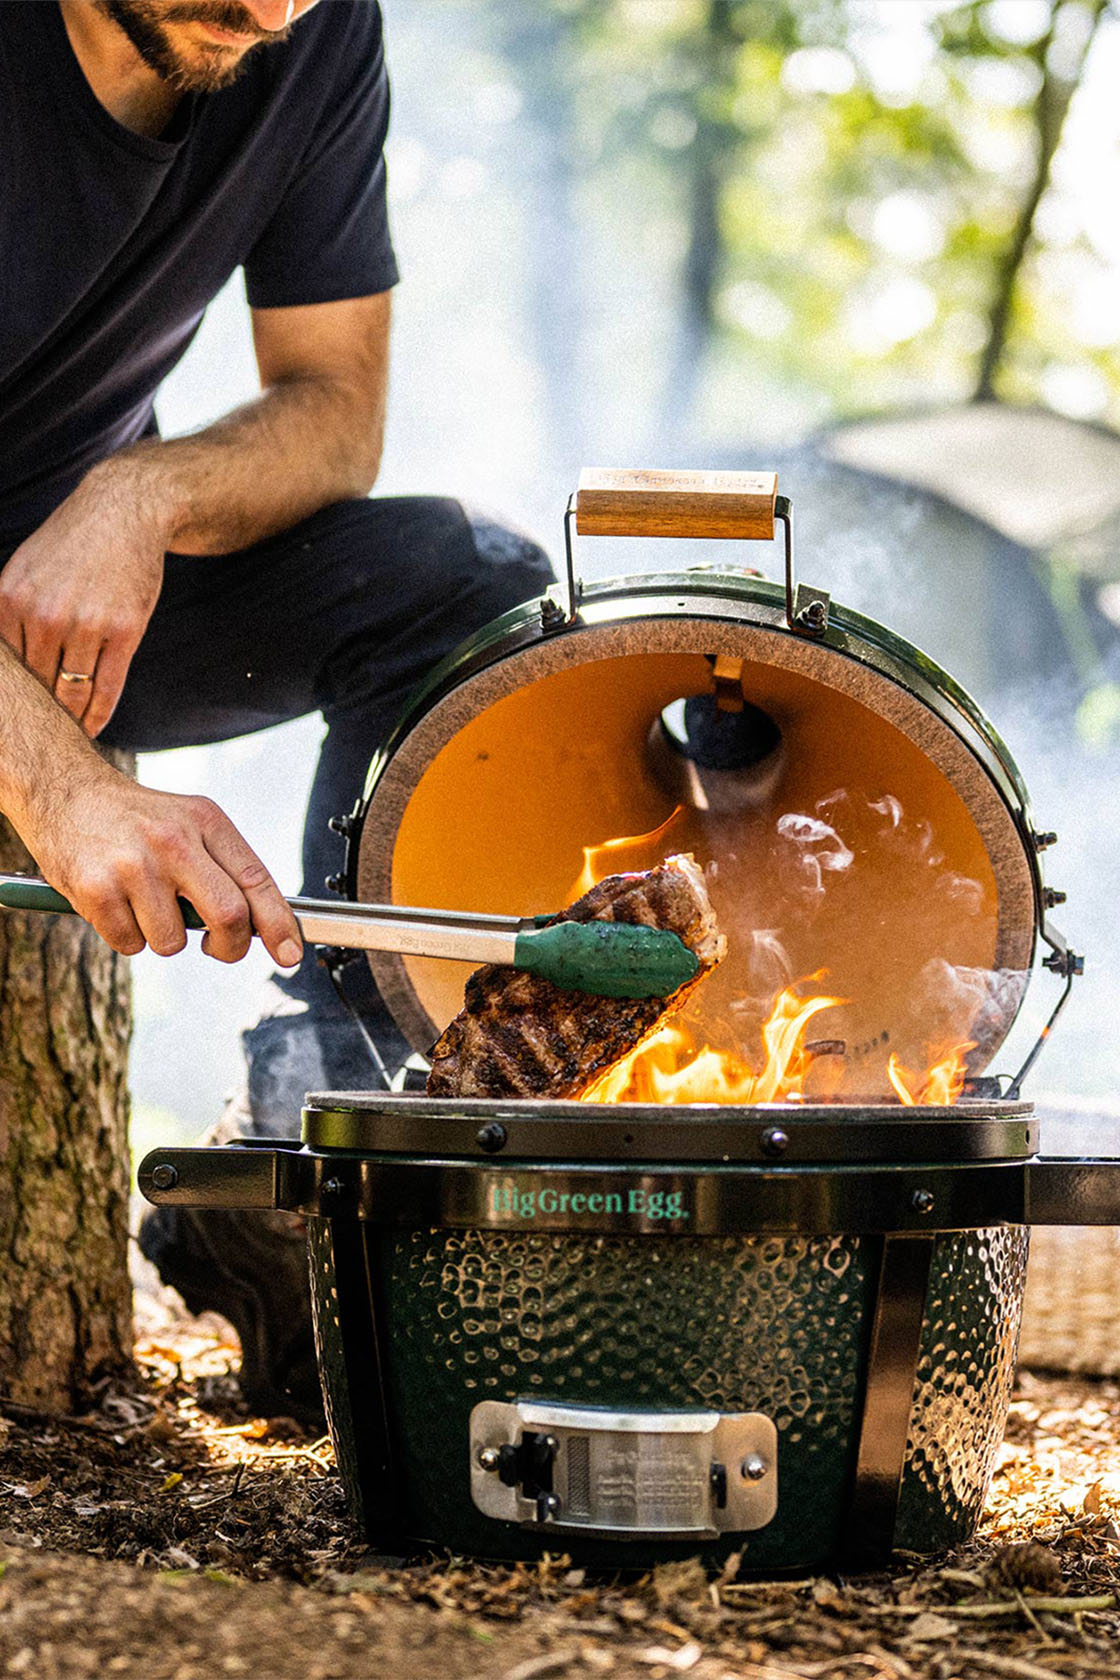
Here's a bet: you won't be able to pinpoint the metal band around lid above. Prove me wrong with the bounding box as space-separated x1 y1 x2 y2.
301 1095 1038 1165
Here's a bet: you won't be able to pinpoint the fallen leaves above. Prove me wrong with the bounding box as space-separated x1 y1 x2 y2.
905 1611 957 1641
2 1311 1120 1680
634 1638 703 1669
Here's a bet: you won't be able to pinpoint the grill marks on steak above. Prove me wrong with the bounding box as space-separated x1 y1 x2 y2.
426 853 725 1099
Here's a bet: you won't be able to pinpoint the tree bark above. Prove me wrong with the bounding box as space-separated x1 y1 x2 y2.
0 754 133 1412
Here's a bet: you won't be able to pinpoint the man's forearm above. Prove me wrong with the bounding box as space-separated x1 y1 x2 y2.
83 288 393 557
0 636 108 837
87 368 384 559
0 291 390 741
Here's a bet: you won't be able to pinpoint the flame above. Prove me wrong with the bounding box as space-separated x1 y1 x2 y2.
569 807 685 900
570 817 979 1107
886 1043 975 1106
581 982 845 1105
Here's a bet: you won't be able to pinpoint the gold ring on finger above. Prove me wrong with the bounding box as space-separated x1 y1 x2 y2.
58 669 93 684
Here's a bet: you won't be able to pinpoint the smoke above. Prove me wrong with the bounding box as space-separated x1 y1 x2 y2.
762 789 1019 1082
776 812 855 868
869 793 902 829
775 811 854 904
971 677 1109 1107
909 960 1029 1062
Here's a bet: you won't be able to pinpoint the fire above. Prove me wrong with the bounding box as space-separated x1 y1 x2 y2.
570 817 980 1107
886 1043 975 1106
581 983 845 1105
569 807 685 900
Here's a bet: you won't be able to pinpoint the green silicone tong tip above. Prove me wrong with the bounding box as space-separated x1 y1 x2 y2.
514 920 699 999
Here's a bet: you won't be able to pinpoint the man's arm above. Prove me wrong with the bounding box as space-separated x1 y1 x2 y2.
0 289 391 738
0 292 387 961
0 639 302 964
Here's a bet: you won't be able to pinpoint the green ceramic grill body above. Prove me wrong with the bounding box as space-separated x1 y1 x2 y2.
307 1191 1026 1568
139 1106 1120 1570
260 1096 1051 1571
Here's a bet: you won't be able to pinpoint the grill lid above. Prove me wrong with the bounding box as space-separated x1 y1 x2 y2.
345 472 1077 1099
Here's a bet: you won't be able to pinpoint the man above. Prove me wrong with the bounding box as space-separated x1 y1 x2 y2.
0 0 552 1416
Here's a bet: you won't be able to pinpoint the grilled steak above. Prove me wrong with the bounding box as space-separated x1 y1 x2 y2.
426 853 725 1099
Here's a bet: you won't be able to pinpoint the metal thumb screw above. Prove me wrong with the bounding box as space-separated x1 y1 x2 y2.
150 1163 178 1191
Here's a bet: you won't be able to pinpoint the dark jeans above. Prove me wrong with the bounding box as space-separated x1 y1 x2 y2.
78 496 554 1124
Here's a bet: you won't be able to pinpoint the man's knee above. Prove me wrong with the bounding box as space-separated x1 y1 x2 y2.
315 494 553 618
466 514 555 615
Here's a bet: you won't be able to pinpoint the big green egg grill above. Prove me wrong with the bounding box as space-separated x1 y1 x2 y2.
141 470 1120 1572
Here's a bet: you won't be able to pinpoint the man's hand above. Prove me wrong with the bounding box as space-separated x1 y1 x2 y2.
27 760 303 967
0 636 302 967
0 466 169 739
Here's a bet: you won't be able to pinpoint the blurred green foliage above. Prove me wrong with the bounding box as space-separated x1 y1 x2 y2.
512 0 1117 438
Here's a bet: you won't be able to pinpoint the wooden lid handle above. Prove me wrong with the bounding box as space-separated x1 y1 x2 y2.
575 468 777 540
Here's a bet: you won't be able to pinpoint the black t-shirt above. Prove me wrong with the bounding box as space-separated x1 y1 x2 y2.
0 0 398 543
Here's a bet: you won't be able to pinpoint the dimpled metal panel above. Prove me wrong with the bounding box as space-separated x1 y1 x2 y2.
376 1227 874 1567
894 1225 1029 1554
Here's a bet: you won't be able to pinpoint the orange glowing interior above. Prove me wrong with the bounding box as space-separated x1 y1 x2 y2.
390 650 1019 1101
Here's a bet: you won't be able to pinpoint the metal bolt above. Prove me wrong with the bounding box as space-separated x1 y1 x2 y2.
476 1122 508 1154
761 1127 789 1158
150 1163 178 1191
1043 887 1067 908
540 596 565 628
327 814 353 838
741 1454 767 1481
324 873 345 894
797 599 828 632
1033 831 1058 852
536 1492 561 1521
477 1446 501 1473
911 1188 935 1216
1043 949 1084 977
322 1177 344 1201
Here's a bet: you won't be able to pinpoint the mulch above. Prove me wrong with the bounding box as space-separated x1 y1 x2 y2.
1 1297 1120 1680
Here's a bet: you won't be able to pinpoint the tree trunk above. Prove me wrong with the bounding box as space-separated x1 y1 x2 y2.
657 0 738 447
974 0 1107 400
0 755 133 1412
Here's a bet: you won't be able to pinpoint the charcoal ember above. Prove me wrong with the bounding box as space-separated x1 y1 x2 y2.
426 853 725 1100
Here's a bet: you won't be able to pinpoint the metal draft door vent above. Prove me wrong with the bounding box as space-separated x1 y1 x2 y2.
470 1400 778 1539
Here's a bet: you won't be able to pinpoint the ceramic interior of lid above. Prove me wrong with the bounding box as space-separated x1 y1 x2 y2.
356 607 1036 1100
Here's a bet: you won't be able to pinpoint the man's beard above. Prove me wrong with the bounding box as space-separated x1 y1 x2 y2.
100 1 291 92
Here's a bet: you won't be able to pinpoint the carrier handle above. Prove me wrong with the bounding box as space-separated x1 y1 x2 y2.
551 469 822 635
575 468 777 540
138 1142 314 1211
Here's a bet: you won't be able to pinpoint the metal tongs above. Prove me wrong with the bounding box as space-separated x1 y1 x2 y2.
0 874 700 1000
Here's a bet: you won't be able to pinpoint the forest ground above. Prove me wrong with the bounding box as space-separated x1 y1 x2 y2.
1 1279 1119 1680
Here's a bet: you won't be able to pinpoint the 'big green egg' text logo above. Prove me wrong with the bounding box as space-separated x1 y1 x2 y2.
489 1180 690 1223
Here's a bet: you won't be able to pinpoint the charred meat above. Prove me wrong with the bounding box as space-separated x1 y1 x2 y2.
426 853 725 1099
